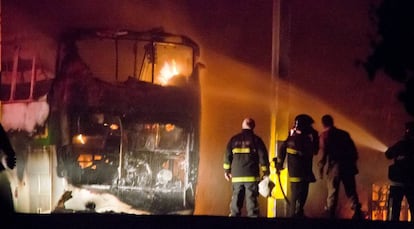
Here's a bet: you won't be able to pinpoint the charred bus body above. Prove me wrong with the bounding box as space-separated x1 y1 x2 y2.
49 29 201 214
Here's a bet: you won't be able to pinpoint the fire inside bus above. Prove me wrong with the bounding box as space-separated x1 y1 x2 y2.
49 28 201 214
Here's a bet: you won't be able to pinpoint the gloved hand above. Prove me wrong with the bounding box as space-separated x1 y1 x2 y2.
6 155 16 169
273 157 284 172
262 169 270 179
224 172 232 181
272 157 277 164
275 162 284 173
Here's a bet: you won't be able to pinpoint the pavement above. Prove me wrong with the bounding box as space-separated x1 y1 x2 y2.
2 213 413 229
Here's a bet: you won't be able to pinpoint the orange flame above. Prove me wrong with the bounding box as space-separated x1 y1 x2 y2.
159 60 179 85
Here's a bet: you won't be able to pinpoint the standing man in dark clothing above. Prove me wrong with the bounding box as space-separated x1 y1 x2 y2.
318 114 364 219
384 121 414 221
274 114 319 218
223 118 270 217
0 123 17 213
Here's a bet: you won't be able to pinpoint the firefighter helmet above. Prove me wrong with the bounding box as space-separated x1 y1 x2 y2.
294 114 314 130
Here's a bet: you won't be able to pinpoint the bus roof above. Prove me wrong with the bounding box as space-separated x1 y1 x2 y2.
60 28 200 56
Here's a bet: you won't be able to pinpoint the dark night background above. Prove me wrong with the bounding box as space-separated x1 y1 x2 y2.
2 0 414 223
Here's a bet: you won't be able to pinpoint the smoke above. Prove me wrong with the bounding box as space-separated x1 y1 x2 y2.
2 0 404 218
196 48 390 217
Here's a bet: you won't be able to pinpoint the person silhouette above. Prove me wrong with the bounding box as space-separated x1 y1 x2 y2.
318 115 364 219
0 123 17 213
385 121 414 221
274 114 319 218
223 118 270 217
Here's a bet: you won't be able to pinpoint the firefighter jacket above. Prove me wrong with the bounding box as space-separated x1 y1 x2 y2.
277 127 318 183
385 136 414 185
319 126 358 176
223 129 270 183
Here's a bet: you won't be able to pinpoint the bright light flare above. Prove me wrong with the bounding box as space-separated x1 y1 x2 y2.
159 60 180 86
103 122 119 130
109 124 119 130
73 134 86 144
77 154 93 169
165 123 175 132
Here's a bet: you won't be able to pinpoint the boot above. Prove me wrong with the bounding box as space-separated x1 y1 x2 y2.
351 208 365 220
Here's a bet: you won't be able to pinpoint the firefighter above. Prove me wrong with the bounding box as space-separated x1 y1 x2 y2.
223 118 270 217
318 114 364 219
274 114 319 218
0 123 17 213
385 121 414 221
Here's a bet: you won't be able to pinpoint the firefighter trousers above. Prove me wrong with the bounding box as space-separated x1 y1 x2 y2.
289 181 309 217
230 182 259 217
387 184 414 221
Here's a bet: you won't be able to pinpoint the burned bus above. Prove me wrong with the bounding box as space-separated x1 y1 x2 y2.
49 28 201 214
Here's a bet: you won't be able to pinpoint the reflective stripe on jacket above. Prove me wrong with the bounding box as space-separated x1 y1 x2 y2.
223 129 270 182
278 128 318 183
